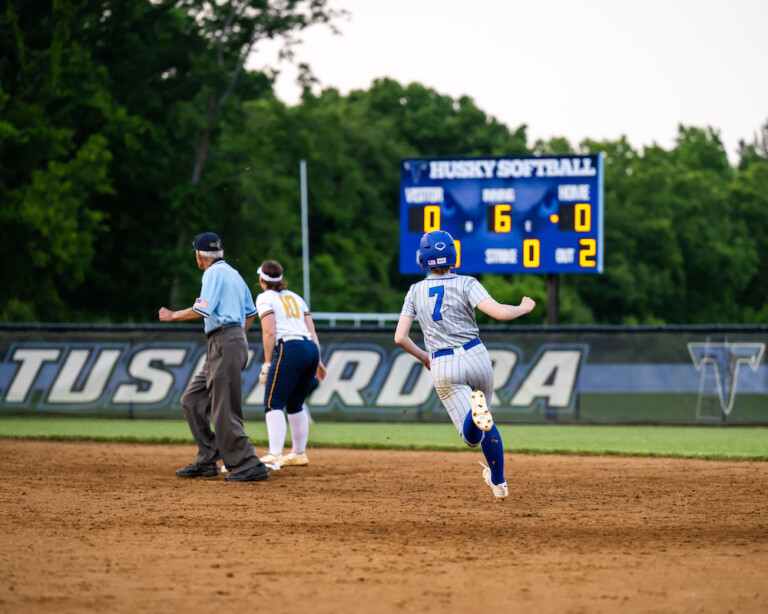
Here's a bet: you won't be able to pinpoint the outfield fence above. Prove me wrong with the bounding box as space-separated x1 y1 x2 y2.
0 322 766 425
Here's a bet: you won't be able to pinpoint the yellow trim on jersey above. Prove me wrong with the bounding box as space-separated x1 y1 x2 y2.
266 343 284 410
259 309 274 320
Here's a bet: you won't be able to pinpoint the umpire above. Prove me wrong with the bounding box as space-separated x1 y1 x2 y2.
158 232 269 482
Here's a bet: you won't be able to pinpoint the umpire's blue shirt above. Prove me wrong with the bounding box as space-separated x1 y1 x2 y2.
192 260 257 334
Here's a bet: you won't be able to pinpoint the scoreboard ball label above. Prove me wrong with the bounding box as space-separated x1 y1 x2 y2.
399 154 604 274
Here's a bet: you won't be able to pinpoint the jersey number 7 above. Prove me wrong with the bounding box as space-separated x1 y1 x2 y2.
428 286 444 321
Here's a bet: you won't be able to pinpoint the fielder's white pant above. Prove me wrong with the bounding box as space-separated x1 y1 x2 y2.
430 342 494 438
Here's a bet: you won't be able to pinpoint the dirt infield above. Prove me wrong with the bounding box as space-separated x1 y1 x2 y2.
0 440 766 613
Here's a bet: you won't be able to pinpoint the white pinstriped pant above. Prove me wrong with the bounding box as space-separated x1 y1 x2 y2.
430 342 494 435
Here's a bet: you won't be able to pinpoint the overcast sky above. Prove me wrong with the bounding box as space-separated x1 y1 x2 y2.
250 0 767 163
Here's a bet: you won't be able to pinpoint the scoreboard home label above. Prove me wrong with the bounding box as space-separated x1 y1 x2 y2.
399 154 604 274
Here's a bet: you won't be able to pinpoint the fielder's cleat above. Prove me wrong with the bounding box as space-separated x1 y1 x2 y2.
259 453 285 464
176 462 220 478
220 464 230 474
470 390 494 431
225 463 270 482
479 461 508 499
280 451 309 467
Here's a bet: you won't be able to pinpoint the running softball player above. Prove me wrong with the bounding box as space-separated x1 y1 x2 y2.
394 230 536 499
256 260 326 467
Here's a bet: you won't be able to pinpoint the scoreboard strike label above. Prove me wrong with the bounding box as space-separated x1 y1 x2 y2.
399 155 604 274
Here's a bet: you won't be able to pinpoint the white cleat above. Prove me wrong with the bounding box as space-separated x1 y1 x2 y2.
280 451 309 467
470 390 494 431
260 452 285 464
220 464 230 474
479 461 508 499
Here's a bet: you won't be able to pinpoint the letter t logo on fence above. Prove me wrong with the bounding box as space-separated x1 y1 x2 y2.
688 342 765 416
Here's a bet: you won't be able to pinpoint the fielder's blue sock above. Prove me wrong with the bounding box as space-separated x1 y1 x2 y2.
462 409 483 446
481 425 505 485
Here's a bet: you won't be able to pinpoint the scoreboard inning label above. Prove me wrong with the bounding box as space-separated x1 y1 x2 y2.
399 154 604 274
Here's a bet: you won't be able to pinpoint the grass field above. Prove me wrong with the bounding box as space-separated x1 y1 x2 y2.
0 416 766 461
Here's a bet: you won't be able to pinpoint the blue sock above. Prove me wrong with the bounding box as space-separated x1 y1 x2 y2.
462 410 483 446
481 425 505 485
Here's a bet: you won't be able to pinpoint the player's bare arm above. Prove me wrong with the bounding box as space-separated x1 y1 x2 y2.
259 312 277 363
158 307 203 322
476 296 536 321
394 315 431 370
304 314 327 380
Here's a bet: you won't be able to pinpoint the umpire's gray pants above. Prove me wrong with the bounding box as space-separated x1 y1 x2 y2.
182 326 260 474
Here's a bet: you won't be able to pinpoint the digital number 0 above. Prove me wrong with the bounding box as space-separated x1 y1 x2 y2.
575 203 591 232
424 206 441 232
523 239 540 268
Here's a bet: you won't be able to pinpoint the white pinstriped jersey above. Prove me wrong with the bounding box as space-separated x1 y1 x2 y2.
400 273 490 354
256 289 311 339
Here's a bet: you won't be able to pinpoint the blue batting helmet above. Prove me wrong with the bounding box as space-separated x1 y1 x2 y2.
417 230 457 270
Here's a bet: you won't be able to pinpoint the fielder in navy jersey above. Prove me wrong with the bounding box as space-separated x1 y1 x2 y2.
255 260 326 468
395 230 536 499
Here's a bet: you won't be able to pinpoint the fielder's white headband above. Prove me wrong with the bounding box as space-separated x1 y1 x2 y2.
257 266 283 282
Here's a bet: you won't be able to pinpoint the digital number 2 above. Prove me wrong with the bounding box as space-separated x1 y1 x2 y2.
429 286 444 321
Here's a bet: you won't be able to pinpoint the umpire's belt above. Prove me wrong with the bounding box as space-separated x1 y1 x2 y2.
278 335 310 343
431 337 481 360
206 322 241 339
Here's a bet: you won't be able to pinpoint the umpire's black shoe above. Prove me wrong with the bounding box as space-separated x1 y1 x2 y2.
225 463 269 482
175 462 220 478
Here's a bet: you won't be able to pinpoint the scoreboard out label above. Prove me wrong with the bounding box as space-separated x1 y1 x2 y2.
399 154 604 274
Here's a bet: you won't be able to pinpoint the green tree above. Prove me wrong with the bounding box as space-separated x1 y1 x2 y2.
574 127 759 324
664 126 756 323
730 158 768 320
163 0 344 308
360 78 528 158
737 117 768 170
222 86 409 311
4 0 764 327
532 137 575 156
0 0 342 321
222 79 532 313
569 137 671 324
0 2 122 320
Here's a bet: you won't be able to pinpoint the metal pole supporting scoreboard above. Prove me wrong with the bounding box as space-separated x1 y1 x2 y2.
300 159 310 308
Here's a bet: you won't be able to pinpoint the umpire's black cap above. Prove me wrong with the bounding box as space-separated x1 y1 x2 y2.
192 232 222 252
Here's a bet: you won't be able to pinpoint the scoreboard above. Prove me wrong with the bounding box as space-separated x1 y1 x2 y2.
399 154 604 274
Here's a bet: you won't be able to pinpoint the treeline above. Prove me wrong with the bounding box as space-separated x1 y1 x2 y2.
2 1 767 325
